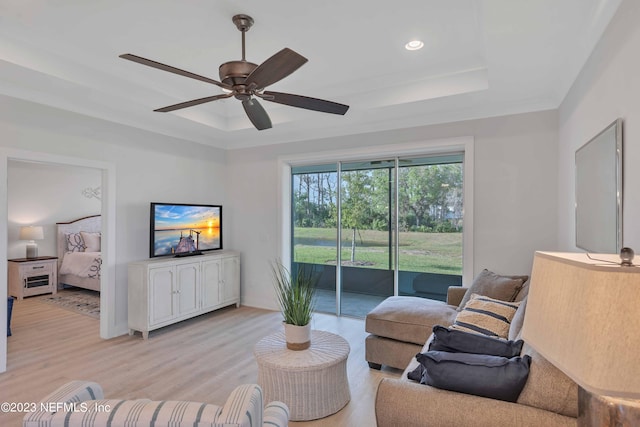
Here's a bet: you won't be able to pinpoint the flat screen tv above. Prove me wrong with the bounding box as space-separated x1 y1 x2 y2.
150 202 222 258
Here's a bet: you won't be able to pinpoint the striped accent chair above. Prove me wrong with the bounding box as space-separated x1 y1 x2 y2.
23 380 289 427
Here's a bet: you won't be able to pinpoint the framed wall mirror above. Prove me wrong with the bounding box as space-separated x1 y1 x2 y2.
575 118 622 253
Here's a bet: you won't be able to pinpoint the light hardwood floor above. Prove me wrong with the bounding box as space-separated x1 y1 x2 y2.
1 297 402 426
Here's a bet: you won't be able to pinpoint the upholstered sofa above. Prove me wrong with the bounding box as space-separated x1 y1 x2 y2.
23 381 289 427
367 271 579 427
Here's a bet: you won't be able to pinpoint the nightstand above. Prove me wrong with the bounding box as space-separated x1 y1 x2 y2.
8 256 58 300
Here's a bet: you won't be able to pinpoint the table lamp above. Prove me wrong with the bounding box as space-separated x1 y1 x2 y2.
19 225 44 258
521 251 640 426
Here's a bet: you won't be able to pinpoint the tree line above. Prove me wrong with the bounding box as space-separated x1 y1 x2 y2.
293 163 463 233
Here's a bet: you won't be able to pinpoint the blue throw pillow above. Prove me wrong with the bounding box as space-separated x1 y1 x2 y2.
429 325 524 357
416 351 532 402
407 364 424 382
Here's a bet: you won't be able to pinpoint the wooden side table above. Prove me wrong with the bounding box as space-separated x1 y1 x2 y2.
8 256 58 299
254 330 351 421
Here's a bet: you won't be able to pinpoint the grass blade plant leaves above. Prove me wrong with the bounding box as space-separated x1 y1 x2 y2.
271 260 317 326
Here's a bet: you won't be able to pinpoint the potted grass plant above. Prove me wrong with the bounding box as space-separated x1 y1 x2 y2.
271 261 317 350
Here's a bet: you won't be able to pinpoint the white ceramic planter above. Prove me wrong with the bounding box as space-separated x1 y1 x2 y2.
284 322 311 350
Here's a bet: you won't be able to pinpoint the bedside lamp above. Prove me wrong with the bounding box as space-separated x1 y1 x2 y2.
19 226 44 258
522 251 640 426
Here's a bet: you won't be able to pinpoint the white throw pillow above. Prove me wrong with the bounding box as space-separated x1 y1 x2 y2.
81 231 101 252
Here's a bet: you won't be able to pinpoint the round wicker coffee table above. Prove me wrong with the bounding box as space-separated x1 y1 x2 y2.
253 330 351 421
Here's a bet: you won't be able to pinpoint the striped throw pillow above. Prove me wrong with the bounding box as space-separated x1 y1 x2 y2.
451 293 521 339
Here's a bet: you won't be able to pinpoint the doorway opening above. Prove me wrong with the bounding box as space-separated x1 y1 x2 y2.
0 149 116 373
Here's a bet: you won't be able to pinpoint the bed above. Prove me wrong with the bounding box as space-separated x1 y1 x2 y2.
56 215 102 292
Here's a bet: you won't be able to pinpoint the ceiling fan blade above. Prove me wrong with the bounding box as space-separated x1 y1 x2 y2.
242 98 272 130
245 48 308 90
154 93 233 113
120 54 229 89
262 91 349 115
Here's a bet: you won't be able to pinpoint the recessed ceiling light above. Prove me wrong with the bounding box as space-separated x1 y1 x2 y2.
405 40 424 51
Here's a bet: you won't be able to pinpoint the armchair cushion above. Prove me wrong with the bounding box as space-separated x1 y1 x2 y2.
218 383 288 427
263 402 290 427
365 296 458 345
219 383 264 426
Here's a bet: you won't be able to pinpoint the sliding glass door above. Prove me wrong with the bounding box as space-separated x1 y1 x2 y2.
339 160 395 317
291 153 464 317
397 155 464 300
291 164 338 314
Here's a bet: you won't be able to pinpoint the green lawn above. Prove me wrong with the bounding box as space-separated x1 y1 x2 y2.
293 227 462 275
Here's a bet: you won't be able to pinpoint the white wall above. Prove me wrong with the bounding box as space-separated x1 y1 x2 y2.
558 0 640 251
8 161 102 259
227 110 559 310
0 95 227 371
0 79 562 368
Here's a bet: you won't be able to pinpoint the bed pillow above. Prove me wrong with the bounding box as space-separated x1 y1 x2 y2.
429 325 523 357
81 232 101 252
451 294 520 338
65 233 86 252
458 269 528 311
416 351 531 402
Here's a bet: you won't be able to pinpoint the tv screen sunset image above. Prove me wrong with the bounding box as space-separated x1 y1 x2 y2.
153 204 221 256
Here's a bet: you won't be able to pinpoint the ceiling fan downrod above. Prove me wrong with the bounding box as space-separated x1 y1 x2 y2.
218 14 258 92
232 14 254 62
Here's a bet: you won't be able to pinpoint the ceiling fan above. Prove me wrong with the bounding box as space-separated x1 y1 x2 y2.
119 14 349 131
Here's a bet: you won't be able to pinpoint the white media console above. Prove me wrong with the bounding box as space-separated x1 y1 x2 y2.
127 250 240 339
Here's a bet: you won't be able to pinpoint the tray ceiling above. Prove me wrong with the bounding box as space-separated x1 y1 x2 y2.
0 0 622 149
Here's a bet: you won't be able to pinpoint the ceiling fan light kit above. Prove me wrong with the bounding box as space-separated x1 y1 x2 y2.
120 14 349 131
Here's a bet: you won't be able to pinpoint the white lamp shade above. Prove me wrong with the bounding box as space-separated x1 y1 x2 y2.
522 251 640 399
19 226 44 241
